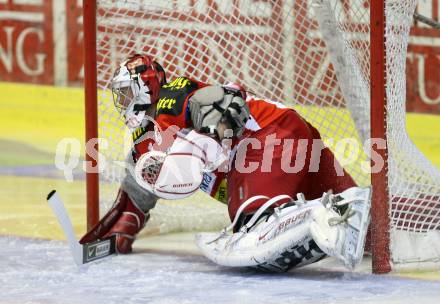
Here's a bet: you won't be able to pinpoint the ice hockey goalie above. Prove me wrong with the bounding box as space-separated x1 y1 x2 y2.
128 126 372 272
81 53 372 272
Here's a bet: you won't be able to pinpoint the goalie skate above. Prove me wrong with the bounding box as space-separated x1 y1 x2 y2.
310 187 372 270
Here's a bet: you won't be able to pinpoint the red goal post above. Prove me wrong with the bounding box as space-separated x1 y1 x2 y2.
83 0 99 230
370 0 391 274
83 0 440 274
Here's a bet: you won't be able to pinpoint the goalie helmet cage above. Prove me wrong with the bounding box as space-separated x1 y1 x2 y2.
83 0 440 274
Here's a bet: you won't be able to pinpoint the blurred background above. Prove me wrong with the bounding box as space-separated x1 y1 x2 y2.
0 0 439 241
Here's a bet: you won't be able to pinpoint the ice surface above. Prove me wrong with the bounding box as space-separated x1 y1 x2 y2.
2 236 440 304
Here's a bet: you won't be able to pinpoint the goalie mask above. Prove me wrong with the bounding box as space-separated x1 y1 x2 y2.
112 54 166 113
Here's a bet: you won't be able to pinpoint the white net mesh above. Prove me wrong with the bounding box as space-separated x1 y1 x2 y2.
95 0 440 267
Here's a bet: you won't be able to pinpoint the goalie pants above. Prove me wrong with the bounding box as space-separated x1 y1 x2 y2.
227 109 356 221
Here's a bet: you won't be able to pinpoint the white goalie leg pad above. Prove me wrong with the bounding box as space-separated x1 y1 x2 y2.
310 187 372 270
196 197 326 272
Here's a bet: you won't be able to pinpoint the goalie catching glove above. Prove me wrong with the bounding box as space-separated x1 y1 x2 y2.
189 85 250 138
133 130 228 200
196 187 371 272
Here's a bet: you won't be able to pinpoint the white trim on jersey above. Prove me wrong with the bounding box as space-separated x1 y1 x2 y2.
244 115 261 131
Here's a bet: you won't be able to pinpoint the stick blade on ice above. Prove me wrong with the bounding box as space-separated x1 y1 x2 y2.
46 190 116 265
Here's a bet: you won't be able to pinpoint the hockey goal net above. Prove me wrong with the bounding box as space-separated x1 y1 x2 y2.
84 0 440 273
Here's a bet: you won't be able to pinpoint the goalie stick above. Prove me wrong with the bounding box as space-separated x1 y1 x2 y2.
46 190 116 265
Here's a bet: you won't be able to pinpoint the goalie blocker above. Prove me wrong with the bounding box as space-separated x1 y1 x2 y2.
196 187 372 272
